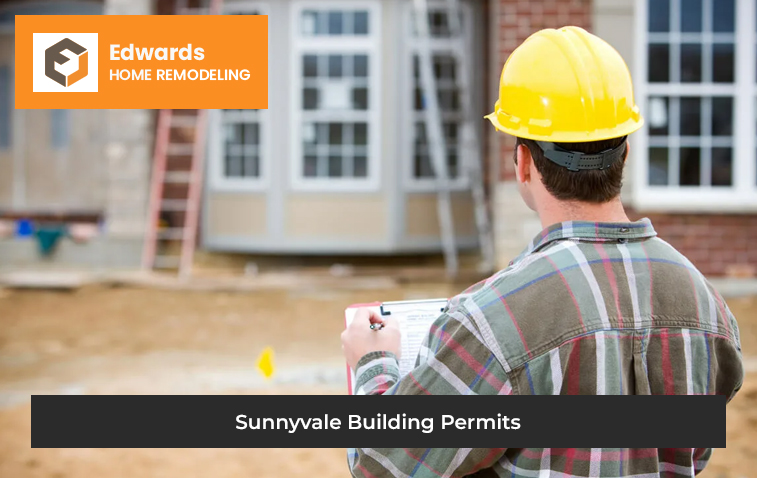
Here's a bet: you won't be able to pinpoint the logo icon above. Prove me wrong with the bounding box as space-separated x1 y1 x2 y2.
33 33 99 92
45 38 88 87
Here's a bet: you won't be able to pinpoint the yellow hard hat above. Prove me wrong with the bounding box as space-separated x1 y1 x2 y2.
486 26 643 143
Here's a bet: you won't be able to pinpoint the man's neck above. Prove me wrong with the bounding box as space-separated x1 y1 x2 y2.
536 197 630 229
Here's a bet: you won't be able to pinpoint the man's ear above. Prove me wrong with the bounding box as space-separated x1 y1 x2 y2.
515 143 532 184
624 141 630 163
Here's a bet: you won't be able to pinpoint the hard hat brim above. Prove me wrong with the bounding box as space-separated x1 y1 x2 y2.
485 111 644 143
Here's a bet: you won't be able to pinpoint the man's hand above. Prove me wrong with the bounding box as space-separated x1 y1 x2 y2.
341 308 401 370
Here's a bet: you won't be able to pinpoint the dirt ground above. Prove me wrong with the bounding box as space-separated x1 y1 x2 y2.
0 283 755 478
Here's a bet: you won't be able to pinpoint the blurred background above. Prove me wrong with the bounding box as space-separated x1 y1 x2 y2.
0 0 756 477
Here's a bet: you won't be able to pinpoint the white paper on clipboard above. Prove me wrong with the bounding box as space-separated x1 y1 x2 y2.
344 298 448 394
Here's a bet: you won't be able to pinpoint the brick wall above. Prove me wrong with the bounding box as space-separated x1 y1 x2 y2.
627 211 757 278
494 0 592 181
488 0 754 277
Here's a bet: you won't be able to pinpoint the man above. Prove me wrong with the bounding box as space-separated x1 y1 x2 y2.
341 26 743 477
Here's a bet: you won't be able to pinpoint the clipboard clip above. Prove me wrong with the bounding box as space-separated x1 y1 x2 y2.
379 299 449 316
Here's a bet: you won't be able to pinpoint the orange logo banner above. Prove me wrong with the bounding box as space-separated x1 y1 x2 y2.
15 15 268 109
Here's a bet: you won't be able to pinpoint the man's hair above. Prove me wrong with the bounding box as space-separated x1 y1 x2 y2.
514 136 627 203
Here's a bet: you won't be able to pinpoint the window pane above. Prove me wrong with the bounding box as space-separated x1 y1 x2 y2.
443 122 458 142
414 88 423 110
713 43 734 83
711 147 732 186
434 55 456 80
248 155 260 177
648 97 669 136
302 10 318 35
328 122 343 144
225 123 241 145
328 155 342 177
712 0 735 32
354 123 367 145
415 122 427 145
303 88 318 110
352 87 368 110
447 151 459 178
328 55 343 78
225 154 240 177
354 155 368 177
328 11 343 35
681 0 702 32
316 123 328 144
429 11 450 37
353 11 369 35
353 55 368 77
649 0 670 32
244 123 259 144
649 148 669 185
303 55 318 77
415 153 433 178
680 97 701 136
711 97 733 136
321 81 350 110
648 44 670 82
439 90 459 112
679 147 701 185
680 43 701 83
304 155 318 177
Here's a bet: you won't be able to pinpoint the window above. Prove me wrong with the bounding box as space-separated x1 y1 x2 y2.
221 110 262 179
635 0 757 209
291 2 381 190
209 4 268 190
405 4 473 189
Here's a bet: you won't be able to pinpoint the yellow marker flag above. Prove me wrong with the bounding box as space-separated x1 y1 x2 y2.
256 347 275 379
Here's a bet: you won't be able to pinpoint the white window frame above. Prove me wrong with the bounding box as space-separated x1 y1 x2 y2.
633 0 757 211
289 0 382 192
403 1 473 192
208 1 270 192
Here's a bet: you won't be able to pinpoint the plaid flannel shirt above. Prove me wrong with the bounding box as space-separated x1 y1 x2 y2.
348 218 743 478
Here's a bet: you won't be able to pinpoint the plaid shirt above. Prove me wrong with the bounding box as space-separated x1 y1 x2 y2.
348 218 743 478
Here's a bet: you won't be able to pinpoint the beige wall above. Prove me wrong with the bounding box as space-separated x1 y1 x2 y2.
405 193 476 238
285 195 387 239
207 193 267 237
493 183 541 268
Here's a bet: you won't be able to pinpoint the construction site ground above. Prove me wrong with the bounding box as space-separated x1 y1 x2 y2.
0 274 755 478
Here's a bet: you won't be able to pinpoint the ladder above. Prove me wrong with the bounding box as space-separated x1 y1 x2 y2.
412 0 495 276
444 0 495 273
413 0 458 278
141 0 222 277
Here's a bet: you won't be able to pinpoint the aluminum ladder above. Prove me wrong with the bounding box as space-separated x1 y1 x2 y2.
443 0 495 273
412 0 458 278
412 0 495 277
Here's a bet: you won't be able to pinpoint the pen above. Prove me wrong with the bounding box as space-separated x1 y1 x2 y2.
370 323 384 331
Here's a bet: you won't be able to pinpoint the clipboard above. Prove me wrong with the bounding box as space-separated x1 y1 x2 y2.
344 298 448 394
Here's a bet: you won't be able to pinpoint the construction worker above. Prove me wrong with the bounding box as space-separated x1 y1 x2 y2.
341 26 744 477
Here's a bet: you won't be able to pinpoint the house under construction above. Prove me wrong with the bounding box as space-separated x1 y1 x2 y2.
2 0 756 278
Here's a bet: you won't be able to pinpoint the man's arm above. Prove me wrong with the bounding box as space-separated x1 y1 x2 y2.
342 307 512 476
